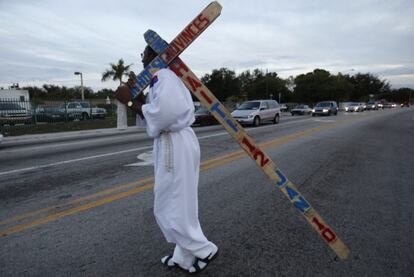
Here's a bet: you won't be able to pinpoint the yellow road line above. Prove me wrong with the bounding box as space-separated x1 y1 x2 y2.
0 120 346 237
0 177 154 226
1 183 154 237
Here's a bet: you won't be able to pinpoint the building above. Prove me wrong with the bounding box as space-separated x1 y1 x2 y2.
0 86 30 102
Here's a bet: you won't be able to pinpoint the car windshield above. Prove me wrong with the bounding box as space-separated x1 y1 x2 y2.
80 103 90 108
315 102 330 107
0 103 24 110
195 107 209 114
42 106 59 112
294 105 305 109
237 101 260 110
350 103 359 106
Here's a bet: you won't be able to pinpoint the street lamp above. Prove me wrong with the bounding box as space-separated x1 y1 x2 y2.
74 71 84 100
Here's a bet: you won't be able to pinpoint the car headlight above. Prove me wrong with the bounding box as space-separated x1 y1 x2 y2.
312 109 315 112
247 114 254 118
323 109 329 112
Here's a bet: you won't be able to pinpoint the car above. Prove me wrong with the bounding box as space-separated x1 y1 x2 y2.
382 102 393 108
360 102 367 110
291 105 312 116
0 102 32 125
280 104 288 112
35 106 82 122
193 106 217 126
366 101 379 110
312 101 338 116
78 102 107 119
231 99 281 126
0 133 3 145
341 102 353 112
64 101 107 120
347 102 364 112
400 102 410 107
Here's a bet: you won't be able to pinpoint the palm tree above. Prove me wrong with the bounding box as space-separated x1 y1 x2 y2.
101 58 132 130
101 59 132 85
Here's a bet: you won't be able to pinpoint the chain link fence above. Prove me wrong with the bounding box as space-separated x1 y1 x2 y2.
0 99 137 136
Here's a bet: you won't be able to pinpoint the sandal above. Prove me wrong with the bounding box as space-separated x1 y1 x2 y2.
189 248 219 274
161 255 176 268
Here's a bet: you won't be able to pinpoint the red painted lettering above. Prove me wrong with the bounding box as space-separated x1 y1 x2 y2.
174 35 187 49
322 228 336 243
182 26 196 42
242 137 255 153
254 151 269 167
312 217 337 243
312 217 325 230
200 90 213 104
169 59 189 77
193 14 210 31
241 137 269 167
187 76 203 91
164 46 177 63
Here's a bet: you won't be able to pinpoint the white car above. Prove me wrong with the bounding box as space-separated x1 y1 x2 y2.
291 105 312 116
231 100 281 126
347 102 364 112
0 133 3 145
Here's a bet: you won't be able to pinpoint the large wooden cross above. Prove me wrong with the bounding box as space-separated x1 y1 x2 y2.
129 1 349 260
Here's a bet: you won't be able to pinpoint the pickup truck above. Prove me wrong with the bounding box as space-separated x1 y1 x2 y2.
64 101 107 120
0 102 32 125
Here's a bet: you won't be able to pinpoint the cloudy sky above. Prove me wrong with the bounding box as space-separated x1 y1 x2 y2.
0 0 413 91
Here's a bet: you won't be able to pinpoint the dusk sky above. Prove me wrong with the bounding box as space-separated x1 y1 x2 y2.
0 0 413 91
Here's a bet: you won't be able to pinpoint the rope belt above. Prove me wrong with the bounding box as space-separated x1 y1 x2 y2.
161 131 173 172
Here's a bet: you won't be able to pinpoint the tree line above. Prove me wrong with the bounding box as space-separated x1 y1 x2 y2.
23 59 413 105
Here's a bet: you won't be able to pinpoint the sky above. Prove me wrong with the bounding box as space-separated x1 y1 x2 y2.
0 0 413 91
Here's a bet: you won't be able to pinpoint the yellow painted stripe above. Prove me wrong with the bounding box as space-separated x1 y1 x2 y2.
1 183 154 237
0 120 349 237
0 177 154 226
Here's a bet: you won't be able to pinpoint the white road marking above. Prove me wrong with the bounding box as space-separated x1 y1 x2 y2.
0 146 153 176
0 116 335 176
313 119 336 123
125 151 154 167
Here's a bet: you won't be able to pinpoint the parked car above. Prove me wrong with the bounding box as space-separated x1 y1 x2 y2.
0 133 3 145
0 102 32 125
64 101 107 120
193 106 217 126
400 101 410 107
280 104 288 112
347 102 364 112
312 101 338 116
35 106 81 122
231 100 281 126
291 105 312 116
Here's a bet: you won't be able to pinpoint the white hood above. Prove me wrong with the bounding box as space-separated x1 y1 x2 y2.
231 109 256 117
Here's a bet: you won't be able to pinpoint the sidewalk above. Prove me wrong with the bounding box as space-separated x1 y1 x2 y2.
1 126 145 148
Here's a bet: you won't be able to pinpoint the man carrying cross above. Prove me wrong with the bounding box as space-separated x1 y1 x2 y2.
115 45 218 274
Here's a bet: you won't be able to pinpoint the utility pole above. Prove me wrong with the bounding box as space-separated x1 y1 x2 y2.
266 69 269 98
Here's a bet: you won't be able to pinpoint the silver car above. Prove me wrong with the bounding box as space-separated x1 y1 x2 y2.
231 100 281 126
312 101 338 116
347 102 364 112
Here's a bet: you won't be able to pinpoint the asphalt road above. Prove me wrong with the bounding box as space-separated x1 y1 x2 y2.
0 108 413 276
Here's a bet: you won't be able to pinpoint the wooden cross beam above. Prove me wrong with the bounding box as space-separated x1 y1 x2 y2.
130 1 350 260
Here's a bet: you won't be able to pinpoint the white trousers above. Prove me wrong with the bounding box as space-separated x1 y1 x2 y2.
153 127 216 269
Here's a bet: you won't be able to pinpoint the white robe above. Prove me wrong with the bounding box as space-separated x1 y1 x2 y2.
141 68 216 269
